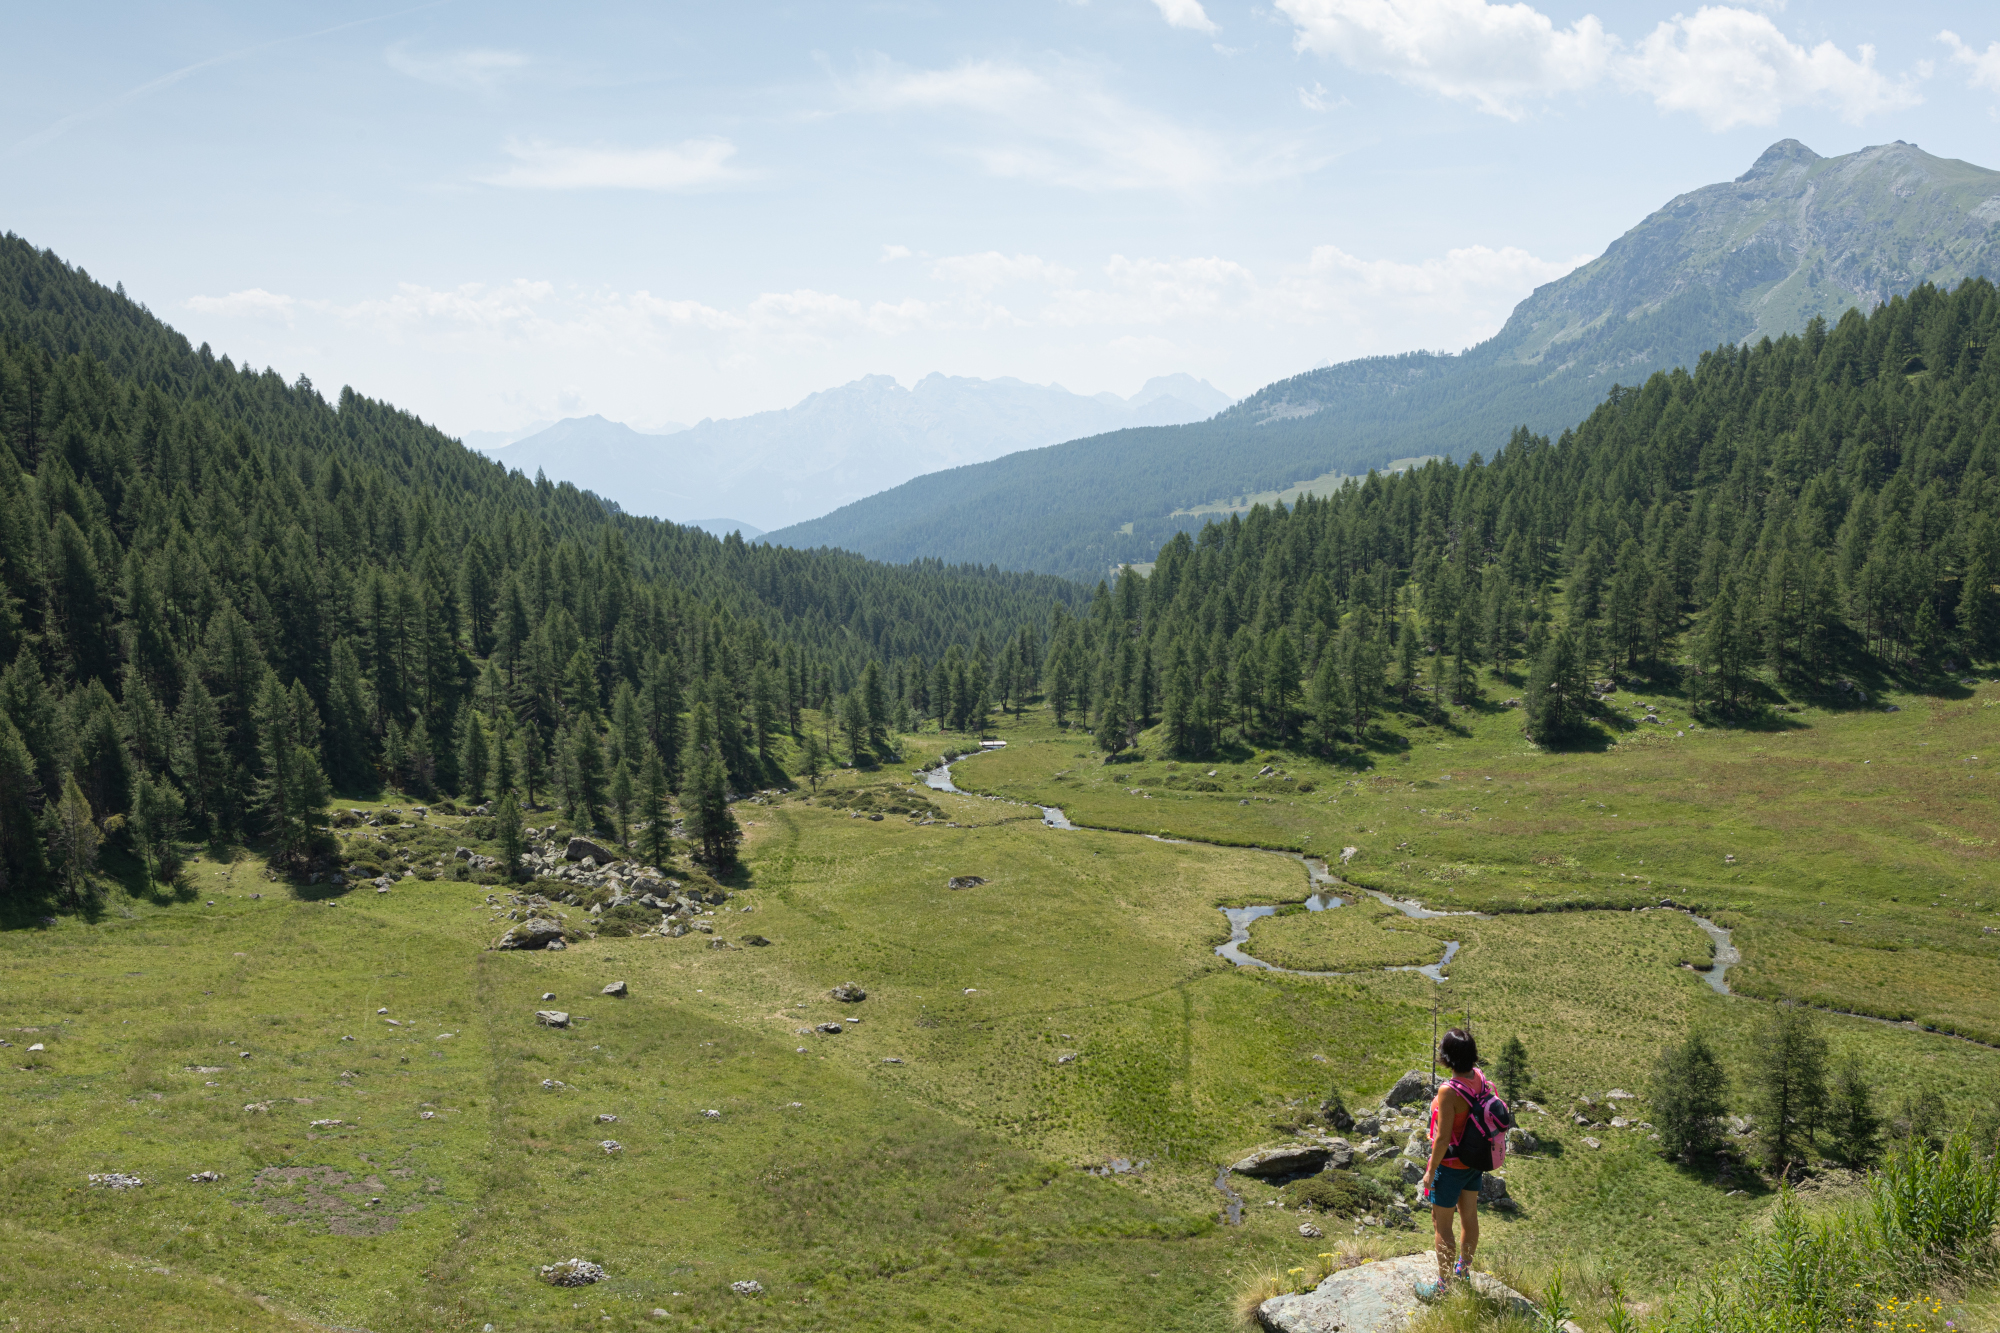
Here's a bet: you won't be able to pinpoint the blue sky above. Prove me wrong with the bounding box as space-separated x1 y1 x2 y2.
6 1 1999 437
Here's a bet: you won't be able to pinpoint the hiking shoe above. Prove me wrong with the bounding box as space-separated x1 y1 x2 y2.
1453 1260 1470 1279
1414 1279 1448 1301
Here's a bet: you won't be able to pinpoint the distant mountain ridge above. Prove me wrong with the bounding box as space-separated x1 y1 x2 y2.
764 139 2000 582
474 372 1231 532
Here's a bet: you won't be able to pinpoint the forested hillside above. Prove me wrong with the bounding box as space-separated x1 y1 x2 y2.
0 236 1082 908
1038 279 2000 757
768 140 2000 581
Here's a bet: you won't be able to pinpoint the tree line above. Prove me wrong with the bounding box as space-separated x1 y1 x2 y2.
1059 279 2000 757
0 235 1084 908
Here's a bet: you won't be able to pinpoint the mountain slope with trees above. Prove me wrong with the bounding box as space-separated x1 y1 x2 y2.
1036 278 1999 758
0 234 1083 911
767 140 2000 582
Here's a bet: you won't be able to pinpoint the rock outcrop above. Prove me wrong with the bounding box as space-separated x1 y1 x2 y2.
1230 1144 1331 1178
1257 1253 1582 1332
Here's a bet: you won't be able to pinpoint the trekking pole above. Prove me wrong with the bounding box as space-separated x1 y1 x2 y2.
1430 991 1439 1098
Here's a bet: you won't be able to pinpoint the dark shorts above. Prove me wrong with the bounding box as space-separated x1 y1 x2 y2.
1429 1164 1482 1208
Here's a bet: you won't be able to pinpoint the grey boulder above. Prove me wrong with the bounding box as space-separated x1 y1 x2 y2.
602 981 628 997
1384 1070 1435 1107
1230 1144 1330 1178
565 836 618 863
536 1011 571 1028
828 983 867 1002
496 918 566 950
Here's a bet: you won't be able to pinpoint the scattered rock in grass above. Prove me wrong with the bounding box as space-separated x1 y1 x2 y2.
815 1022 843 1035
602 980 628 997
88 1173 144 1189
243 1101 272 1112
1384 1070 1434 1107
1298 1222 1323 1238
742 934 770 946
1399 1158 1423 1185
1582 1136 1602 1149
829 983 867 1002
540 1258 607 1287
1478 1174 1513 1208
947 876 987 889
731 1280 764 1296
310 1119 344 1128
420 1111 436 1120
882 1057 903 1064
600 1140 622 1153
536 1011 570 1028
541 1079 567 1090
1231 1145 1333 1178
188 1171 222 1183
701 1110 721 1120
1506 1127 1539 1154
1057 1053 1077 1064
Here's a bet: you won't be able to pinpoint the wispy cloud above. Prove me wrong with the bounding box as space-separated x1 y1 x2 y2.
1152 0 1218 35
479 138 745 190
1298 81 1348 111
1276 0 1919 128
1940 30 2000 94
387 42 528 92
845 57 1314 191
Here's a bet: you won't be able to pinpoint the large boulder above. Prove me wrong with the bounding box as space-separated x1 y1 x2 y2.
1478 1173 1513 1208
828 983 867 1002
1258 1254 1582 1333
496 918 566 950
1322 1138 1355 1169
1229 1144 1331 1178
565 836 618 863
1384 1070 1435 1107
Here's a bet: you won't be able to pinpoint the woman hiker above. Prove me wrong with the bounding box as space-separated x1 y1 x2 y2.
1416 1028 1491 1300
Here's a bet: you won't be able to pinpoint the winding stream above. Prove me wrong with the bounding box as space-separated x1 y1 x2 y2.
925 755 1480 983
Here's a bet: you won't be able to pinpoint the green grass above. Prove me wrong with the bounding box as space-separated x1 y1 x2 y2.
7 682 2000 1328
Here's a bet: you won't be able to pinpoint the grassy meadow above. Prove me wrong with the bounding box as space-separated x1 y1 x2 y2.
3 669 1998 1330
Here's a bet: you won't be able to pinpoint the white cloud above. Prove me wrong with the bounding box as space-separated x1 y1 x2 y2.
1625 8 1919 129
846 57 1309 190
1277 0 1612 119
929 252 1077 296
1278 0 1917 128
880 244 914 262
184 288 296 321
1941 30 2000 94
1152 0 1218 34
386 43 527 92
480 138 744 190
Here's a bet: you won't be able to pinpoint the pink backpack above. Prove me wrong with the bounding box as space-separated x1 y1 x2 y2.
1431 1072 1513 1171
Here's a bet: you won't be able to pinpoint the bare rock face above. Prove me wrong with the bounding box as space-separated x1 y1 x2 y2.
1230 1144 1331 1178
1384 1070 1435 1107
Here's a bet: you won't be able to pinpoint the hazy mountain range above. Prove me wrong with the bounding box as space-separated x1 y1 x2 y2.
765 139 2000 582
471 372 1232 535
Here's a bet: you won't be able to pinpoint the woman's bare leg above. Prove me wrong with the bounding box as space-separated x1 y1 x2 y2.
1457 1194 1479 1269
1430 1204 1457 1285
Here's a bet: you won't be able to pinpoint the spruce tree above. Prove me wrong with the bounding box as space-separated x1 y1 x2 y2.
1649 1031 1729 1159
324 638 374 790
254 675 329 869
1754 1004 1830 1170
1827 1051 1883 1166
46 772 99 907
681 703 741 869
797 729 824 793
494 791 524 881
840 691 869 767
611 759 634 849
1526 624 1588 743
0 712 51 900
457 711 489 801
639 747 671 867
131 773 186 889
567 724 606 831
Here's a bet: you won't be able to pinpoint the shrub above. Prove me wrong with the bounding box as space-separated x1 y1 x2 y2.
1869 1130 2000 1276
1282 1171 1385 1216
